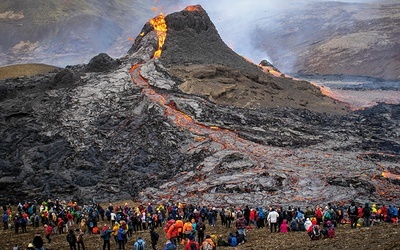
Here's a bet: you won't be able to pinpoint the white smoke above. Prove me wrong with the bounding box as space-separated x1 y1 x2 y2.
171 0 395 67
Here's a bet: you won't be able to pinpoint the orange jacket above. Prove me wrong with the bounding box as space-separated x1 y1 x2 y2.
183 222 193 233
175 220 184 233
167 224 178 239
202 238 215 248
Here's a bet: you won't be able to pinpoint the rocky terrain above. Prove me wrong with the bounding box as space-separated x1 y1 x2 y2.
0 5 399 210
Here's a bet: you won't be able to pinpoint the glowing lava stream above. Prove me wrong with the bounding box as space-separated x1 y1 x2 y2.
130 63 286 161
149 14 167 58
130 63 400 202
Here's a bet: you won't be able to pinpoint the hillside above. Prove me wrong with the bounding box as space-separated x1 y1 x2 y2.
252 1 400 80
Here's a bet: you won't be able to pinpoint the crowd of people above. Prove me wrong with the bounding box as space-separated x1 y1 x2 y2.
2 199 399 250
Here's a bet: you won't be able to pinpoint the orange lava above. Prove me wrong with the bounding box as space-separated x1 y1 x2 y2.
382 171 400 180
149 14 167 58
185 5 201 12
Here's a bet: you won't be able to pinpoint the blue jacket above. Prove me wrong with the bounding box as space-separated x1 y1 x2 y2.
2 213 8 222
134 238 146 250
117 228 126 241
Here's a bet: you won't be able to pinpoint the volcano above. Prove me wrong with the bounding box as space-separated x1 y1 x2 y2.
0 5 399 208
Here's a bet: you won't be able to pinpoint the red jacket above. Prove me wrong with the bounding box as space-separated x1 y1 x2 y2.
185 240 200 250
45 225 53 235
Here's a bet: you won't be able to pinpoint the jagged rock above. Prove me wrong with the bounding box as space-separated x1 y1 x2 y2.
85 53 121 72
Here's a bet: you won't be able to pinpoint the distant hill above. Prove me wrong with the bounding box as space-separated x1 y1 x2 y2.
251 1 400 80
0 63 58 80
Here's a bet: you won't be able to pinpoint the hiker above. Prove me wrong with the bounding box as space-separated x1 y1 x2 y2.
66 228 77 250
100 225 112 250
280 219 289 233
117 226 127 250
3 211 9 230
363 203 372 227
235 212 247 242
184 234 199 250
44 224 53 243
32 231 44 250
134 237 146 250
76 228 85 250
150 226 159 250
267 208 279 233
348 201 358 229
196 218 206 245
257 207 265 228
201 234 215 250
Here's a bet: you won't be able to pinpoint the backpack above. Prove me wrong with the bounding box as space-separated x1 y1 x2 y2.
363 207 371 216
153 231 159 241
67 233 76 244
203 242 213 250
189 242 197 250
311 225 321 240
167 243 177 250
137 241 144 250
327 226 335 238
349 206 356 215
230 236 238 246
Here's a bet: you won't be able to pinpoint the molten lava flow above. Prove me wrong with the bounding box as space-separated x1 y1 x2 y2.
149 14 167 58
259 65 282 77
130 63 400 204
130 63 277 160
382 171 400 180
185 5 201 11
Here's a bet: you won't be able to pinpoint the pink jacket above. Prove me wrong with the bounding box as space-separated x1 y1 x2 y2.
280 219 289 233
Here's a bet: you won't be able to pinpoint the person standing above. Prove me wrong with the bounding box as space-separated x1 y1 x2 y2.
44 224 53 243
235 212 247 242
362 203 372 227
2 211 8 230
101 225 112 250
243 206 251 226
76 228 85 250
348 201 358 229
267 208 279 233
150 226 159 250
117 226 127 250
66 228 77 250
196 218 206 245
32 231 44 250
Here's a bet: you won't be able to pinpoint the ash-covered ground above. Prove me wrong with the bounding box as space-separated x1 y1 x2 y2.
0 5 399 208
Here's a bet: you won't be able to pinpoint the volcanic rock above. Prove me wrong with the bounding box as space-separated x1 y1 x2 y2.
151 5 350 114
85 53 121 72
0 5 399 209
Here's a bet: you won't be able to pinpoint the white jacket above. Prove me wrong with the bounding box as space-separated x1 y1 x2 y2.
267 211 279 223
304 218 312 231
